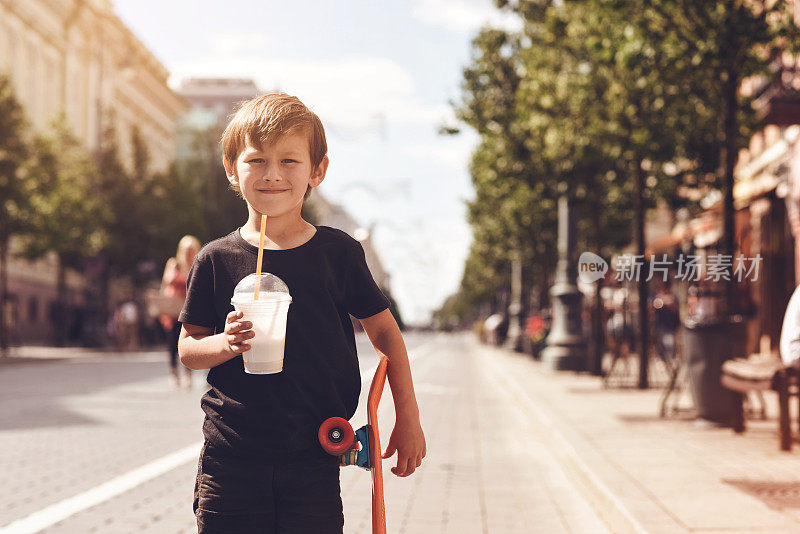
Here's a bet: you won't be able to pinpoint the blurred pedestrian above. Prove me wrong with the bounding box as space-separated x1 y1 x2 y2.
652 280 680 367
608 286 634 358
604 285 636 385
780 284 800 366
114 298 139 351
160 235 201 389
483 313 505 345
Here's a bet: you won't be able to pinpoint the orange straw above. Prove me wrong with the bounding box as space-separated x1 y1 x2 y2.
254 214 267 300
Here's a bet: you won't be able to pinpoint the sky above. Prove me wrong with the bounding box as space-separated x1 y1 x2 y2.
113 0 521 325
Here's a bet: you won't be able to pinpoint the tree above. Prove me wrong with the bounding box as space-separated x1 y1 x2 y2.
640 0 800 311
126 126 205 286
90 123 217 329
448 28 561 321
535 0 693 385
0 73 30 354
21 116 106 345
180 124 248 244
488 0 743 383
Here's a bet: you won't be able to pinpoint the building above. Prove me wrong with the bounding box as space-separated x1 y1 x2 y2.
0 0 187 345
0 0 187 170
178 78 261 127
174 78 262 164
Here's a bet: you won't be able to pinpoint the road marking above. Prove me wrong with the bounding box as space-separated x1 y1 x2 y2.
1 334 442 534
0 442 203 534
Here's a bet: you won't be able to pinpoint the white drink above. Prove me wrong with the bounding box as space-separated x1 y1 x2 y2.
231 289 292 374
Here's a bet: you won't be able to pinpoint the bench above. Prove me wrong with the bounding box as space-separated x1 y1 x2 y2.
720 338 798 451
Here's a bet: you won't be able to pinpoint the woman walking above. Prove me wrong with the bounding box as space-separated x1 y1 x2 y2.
160 235 201 389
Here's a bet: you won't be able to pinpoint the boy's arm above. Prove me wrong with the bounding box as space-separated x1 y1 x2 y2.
359 308 426 477
178 311 254 370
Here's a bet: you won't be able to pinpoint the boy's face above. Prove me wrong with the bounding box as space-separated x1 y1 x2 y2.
224 132 328 218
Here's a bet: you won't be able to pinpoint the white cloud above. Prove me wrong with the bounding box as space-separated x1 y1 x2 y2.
171 53 445 133
412 0 523 34
210 32 272 55
402 133 476 173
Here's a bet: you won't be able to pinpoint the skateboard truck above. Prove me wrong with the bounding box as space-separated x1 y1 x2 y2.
328 424 372 469
319 421 373 468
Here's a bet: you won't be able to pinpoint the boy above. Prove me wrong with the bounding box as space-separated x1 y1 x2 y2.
178 93 426 533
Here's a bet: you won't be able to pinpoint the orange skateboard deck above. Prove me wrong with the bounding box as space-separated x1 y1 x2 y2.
367 356 388 533
319 356 388 534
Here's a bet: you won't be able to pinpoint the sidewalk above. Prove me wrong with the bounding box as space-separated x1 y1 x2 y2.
479 337 800 533
0 346 164 365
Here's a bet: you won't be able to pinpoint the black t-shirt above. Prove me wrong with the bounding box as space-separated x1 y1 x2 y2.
179 225 391 462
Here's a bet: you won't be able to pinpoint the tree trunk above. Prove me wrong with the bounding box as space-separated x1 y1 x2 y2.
83 258 111 348
0 240 7 356
636 163 650 389
722 63 739 314
99 267 111 347
55 254 67 347
505 250 523 352
592 201 605 376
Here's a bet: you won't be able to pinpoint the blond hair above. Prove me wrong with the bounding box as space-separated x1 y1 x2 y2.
176 235 201 272
221 93 327 201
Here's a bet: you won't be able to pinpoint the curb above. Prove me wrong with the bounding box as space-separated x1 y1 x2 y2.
0 348 166 366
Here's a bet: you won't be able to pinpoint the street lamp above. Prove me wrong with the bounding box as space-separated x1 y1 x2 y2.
503 248 524 352
541 191 587 370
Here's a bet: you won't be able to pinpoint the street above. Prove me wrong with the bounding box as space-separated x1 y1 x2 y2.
0 332 607 534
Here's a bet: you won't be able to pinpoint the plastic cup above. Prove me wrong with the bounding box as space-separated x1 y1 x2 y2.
231 274 292 374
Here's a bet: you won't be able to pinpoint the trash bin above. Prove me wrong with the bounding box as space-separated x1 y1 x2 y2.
682 316 748 424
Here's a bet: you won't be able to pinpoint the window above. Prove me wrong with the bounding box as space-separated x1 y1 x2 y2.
28 297 38 323
49 301 59 322
2 294 18 328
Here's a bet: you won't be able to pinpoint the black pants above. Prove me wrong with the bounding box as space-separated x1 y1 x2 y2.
194 443 344 533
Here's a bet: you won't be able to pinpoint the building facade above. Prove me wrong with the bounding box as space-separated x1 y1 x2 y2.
178 78 261 127
174 78 262 164
0 0 187 345
0 0 187 169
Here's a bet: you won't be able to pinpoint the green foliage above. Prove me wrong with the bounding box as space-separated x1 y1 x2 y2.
637 0 800 312
21 115 105 267
92 122 208 283
178 124 248 244
93 120 145 278
0 72 30 351
439 0 800 324
451 26 560 320
0 73 31 246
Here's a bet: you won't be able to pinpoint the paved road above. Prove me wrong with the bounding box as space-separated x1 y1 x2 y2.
0 332 607 533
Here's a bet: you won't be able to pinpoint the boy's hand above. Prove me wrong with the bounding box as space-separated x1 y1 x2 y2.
223 311 254 355
382 415 426 477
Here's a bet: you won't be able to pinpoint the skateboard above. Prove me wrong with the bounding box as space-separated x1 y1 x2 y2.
318 356 388 534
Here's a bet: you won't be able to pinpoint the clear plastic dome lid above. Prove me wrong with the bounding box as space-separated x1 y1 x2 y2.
231 273 292 304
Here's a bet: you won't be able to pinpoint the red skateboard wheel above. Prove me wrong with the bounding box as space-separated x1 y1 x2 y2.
318 417 355 455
